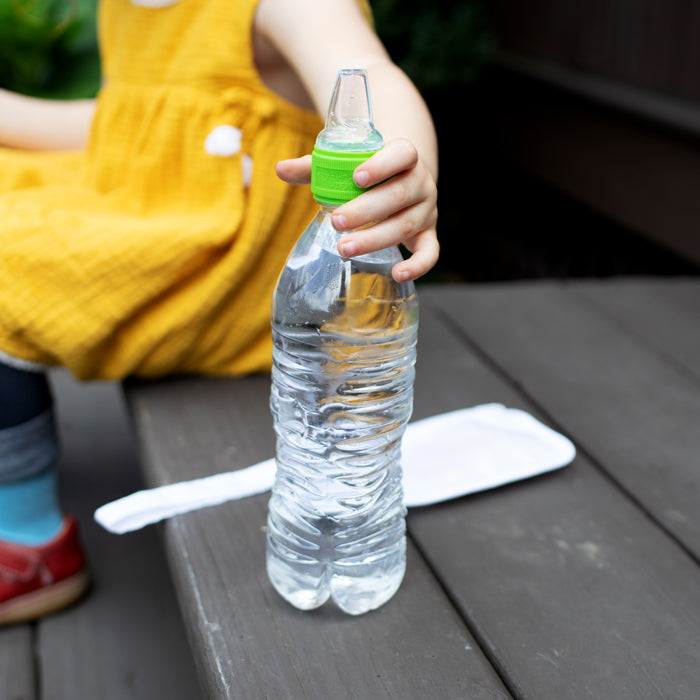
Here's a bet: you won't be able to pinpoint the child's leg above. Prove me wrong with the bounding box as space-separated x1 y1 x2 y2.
0 362 64 545
0 362 88 625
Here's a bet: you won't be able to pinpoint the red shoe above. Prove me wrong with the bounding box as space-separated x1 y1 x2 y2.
0 515 89 626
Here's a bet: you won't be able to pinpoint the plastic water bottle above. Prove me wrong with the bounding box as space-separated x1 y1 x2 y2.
266 69 419 615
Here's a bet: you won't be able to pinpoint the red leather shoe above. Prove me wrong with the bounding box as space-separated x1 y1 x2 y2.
0 515 89 626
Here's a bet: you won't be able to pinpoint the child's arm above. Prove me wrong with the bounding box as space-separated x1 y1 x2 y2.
259 0 439 282
0 89 96 151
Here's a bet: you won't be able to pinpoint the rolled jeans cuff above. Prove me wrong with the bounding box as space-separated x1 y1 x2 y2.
0 409 59 484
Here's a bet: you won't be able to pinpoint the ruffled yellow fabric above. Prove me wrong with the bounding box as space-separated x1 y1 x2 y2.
0 0 376 380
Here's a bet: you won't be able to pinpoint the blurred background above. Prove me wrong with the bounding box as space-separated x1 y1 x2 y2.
0 0 100 99
3 0 699 283
374 0 700 282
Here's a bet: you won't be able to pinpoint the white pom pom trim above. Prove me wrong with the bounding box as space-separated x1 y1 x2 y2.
204 125 243 157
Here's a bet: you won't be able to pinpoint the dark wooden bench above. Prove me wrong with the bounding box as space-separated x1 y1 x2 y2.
122 277 700 698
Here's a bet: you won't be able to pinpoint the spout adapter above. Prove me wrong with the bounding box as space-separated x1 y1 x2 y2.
311 69 383 206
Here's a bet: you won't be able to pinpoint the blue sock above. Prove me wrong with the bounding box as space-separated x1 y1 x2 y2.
0 468 65 546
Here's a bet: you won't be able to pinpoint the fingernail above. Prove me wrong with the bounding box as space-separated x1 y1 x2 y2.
332 214 348 230
340 240 359 258
397 269 412 282
354 169 370 188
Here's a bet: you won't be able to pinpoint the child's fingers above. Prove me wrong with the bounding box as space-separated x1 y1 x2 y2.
333 164 436 232
339 222 439 282
337 198 439 282
275 155 312 184
391 229 440 282
352 138 420 188
337 197 436 255
276 140 440 281
276 140 417 191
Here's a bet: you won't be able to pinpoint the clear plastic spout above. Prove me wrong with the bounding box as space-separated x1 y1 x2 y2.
311 69 384 205
315 69 384 153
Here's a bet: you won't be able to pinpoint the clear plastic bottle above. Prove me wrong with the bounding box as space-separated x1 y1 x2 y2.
266 69 418 615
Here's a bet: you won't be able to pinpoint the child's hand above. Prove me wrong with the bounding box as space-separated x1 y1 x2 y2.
275 138 438 282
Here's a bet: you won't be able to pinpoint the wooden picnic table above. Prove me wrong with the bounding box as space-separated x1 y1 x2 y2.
123 276 700 699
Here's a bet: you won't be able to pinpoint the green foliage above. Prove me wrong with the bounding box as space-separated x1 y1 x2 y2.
371 0 493 92
0 0 100 98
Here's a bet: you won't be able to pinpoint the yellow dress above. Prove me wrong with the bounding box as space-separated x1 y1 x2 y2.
0 0 368 380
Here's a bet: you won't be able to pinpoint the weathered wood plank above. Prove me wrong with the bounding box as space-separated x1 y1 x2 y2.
0 625 34 700
404 284 700 698
124 375 511 700
571 276 700 378
39 373 201 700
425 280 700 559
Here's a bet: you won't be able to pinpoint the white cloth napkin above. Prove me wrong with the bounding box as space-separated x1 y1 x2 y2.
94 404 575 534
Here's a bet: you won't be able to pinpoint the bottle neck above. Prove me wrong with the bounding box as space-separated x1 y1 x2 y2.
318 203 339 216
317 201 374 236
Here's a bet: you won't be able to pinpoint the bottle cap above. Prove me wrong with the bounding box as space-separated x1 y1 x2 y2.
311 69 383 206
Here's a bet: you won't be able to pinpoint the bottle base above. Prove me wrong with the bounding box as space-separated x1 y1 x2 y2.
329 565 405 615
266 550 405 616
267 555 331 611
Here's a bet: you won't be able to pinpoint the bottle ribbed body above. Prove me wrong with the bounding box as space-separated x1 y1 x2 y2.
266 209 418 615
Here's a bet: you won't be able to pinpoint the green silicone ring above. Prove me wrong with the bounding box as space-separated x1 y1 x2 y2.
311 147 379 206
